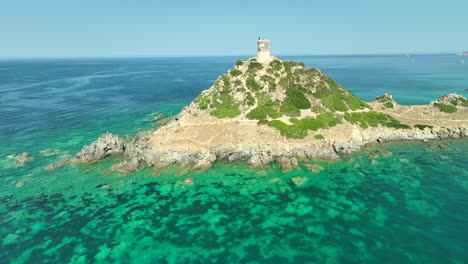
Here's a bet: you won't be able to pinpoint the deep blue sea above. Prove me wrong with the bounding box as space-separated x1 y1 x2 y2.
0 54 467 263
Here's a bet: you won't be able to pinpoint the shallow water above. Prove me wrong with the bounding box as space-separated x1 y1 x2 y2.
0 55 467 263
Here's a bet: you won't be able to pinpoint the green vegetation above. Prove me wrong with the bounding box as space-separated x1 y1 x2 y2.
220 74 230 87
230 69 242 77
290 112 340 131
344 111 409 129
247 93 282 119
269 60 283 71
208 81 241 118
248 62 263 71
414 124 434 130
262 112 340 139
311 105 325 113
279 77 289 87
313 74 370 112
210 92 241 118
280 87 311 117
211 106 240 118
282 61 305 73
267 120 308 139
451 97 468 107
194 94 210 110
244 92 255 106
247 104 282 119
233 79 242 86
260 75 277 91
286 88 311 109
235 61 244 67
376 94 395 108
280 103 301 117
314 134 325 140
384 102 394 108
246 78 262 91
433 103 457 113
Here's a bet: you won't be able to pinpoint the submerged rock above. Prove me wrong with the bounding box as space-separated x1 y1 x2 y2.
7 152 33 167
376 149 392 156
45 156 70 171
39 149 60 156
291 177 309 187
15 181 26 188
183 178 194 185
269 177 282 184
71 133 124 164
307 164 325 173
152 113 165 121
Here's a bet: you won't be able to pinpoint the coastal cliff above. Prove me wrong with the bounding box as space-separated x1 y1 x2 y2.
66 56 468 172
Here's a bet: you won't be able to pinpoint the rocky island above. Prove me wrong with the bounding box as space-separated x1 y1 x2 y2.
67 40 468 172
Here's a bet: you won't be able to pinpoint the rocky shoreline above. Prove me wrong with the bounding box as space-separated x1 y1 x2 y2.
66 123 467 172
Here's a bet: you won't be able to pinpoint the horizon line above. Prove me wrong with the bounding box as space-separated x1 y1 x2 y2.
0 52 462 60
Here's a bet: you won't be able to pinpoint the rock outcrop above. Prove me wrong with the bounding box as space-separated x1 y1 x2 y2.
71 133 124 164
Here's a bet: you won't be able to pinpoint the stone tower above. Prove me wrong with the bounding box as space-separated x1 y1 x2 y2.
257 39 272 63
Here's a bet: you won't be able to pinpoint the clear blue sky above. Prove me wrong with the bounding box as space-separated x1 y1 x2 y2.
1 0 467 58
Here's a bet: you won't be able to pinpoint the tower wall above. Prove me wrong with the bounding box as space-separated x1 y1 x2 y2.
257 39 272 63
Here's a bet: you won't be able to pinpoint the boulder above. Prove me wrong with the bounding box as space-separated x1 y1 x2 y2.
71 133 124 164
247 152 273 168
276 157 298 171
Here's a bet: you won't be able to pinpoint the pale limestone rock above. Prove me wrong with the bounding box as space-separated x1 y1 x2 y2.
72 133 124 164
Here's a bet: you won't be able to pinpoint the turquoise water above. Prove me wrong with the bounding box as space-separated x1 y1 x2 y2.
1 55 467 263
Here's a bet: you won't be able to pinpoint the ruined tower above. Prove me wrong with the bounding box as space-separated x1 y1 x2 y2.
257 39 272 63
